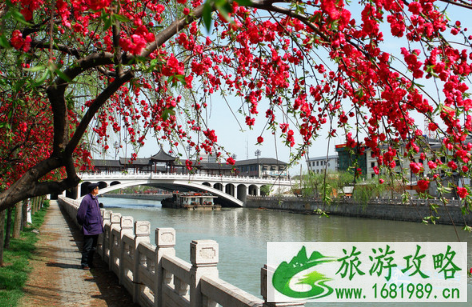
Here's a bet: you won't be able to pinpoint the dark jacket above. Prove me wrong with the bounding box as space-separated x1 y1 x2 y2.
77 193 104 235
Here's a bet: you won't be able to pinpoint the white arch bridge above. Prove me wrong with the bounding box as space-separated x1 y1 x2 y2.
65 173 293 207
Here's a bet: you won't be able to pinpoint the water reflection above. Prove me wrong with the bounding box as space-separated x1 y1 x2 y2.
100 197 471 306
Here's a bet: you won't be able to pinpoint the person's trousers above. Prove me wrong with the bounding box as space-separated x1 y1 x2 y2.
81 234 98 267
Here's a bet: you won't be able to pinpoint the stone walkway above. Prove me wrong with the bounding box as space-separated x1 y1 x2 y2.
19 200 139 307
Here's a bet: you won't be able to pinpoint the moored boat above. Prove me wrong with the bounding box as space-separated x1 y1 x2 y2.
161 191 221 210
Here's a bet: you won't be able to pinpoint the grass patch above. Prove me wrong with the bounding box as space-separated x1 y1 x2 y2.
0 200 50 306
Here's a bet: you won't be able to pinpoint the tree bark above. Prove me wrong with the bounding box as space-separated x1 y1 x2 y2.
4 208 12 249
0 209 5 266
13 202 22 239
21 199 28 230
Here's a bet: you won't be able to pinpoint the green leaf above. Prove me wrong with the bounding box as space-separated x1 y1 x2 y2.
23 65 46 72
216 3 232 21
104 17 113 30
114 14 130 22
0 35 10 48
11 9 32 26
168 74 185 86
162 108 175 121
54 68 72 82
33 69 50 87
234 0 252 6
202 0 213 33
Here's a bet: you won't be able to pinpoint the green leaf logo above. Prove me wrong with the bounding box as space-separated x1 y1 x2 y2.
272 246 335 299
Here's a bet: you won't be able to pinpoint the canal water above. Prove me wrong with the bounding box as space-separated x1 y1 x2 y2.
99 197 472 306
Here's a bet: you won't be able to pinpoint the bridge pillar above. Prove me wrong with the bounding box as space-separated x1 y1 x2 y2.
237 185 248 205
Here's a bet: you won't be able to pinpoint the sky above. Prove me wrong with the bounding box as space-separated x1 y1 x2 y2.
92 2 471 176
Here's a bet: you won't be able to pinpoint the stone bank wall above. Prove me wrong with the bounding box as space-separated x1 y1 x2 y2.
246 196 472 226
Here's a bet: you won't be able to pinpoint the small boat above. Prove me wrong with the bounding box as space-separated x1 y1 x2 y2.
161 191 221 210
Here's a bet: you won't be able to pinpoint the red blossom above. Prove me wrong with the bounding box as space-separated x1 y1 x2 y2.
457 187 468 199
418 180 430 191
410 162 423 174
10 30 32 52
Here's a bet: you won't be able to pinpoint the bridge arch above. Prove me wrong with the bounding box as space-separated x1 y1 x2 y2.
98 181 108 189
80 181 92 197
248 185 259 196
225 184 235 197
214 183 223 191
95 180 244 207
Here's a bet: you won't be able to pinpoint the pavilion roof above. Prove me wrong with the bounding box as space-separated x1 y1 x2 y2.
150 147 176 162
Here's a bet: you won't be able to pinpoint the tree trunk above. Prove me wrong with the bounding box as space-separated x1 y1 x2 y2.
32 197 37 215
21 199 28 230
4 208 12 249
0 209 6 266
13 202 22 239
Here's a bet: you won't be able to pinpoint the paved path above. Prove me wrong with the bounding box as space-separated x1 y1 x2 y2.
19 200 139 307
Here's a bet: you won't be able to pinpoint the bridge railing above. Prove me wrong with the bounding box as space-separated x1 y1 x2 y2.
78 172 292 185
58 196 297 307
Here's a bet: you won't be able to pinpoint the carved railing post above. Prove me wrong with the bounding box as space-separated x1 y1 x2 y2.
156 227 176 307
97 209 111 260
100 210 112 262
109 213 122 271
133 221 151 304
190 240 219 307
119 215 134 285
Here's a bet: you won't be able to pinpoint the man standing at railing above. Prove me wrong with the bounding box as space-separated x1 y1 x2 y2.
77 183 104 270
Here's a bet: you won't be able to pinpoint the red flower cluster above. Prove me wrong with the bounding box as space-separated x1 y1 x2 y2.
457 187 468 199
417 180 429 191
10 30 32 52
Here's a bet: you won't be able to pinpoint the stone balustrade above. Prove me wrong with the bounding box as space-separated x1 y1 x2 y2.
79 172 291 185
58 196 298 307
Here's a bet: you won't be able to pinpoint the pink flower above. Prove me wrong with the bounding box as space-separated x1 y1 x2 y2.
457 187 468 199
379 179 384 184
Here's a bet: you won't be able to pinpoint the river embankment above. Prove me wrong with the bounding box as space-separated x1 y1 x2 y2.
245 196 472 226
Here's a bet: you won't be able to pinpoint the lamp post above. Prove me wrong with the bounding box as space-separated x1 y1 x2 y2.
255 149 261 178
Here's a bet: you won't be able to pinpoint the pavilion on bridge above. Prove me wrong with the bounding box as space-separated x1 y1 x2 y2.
87 148 289 179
